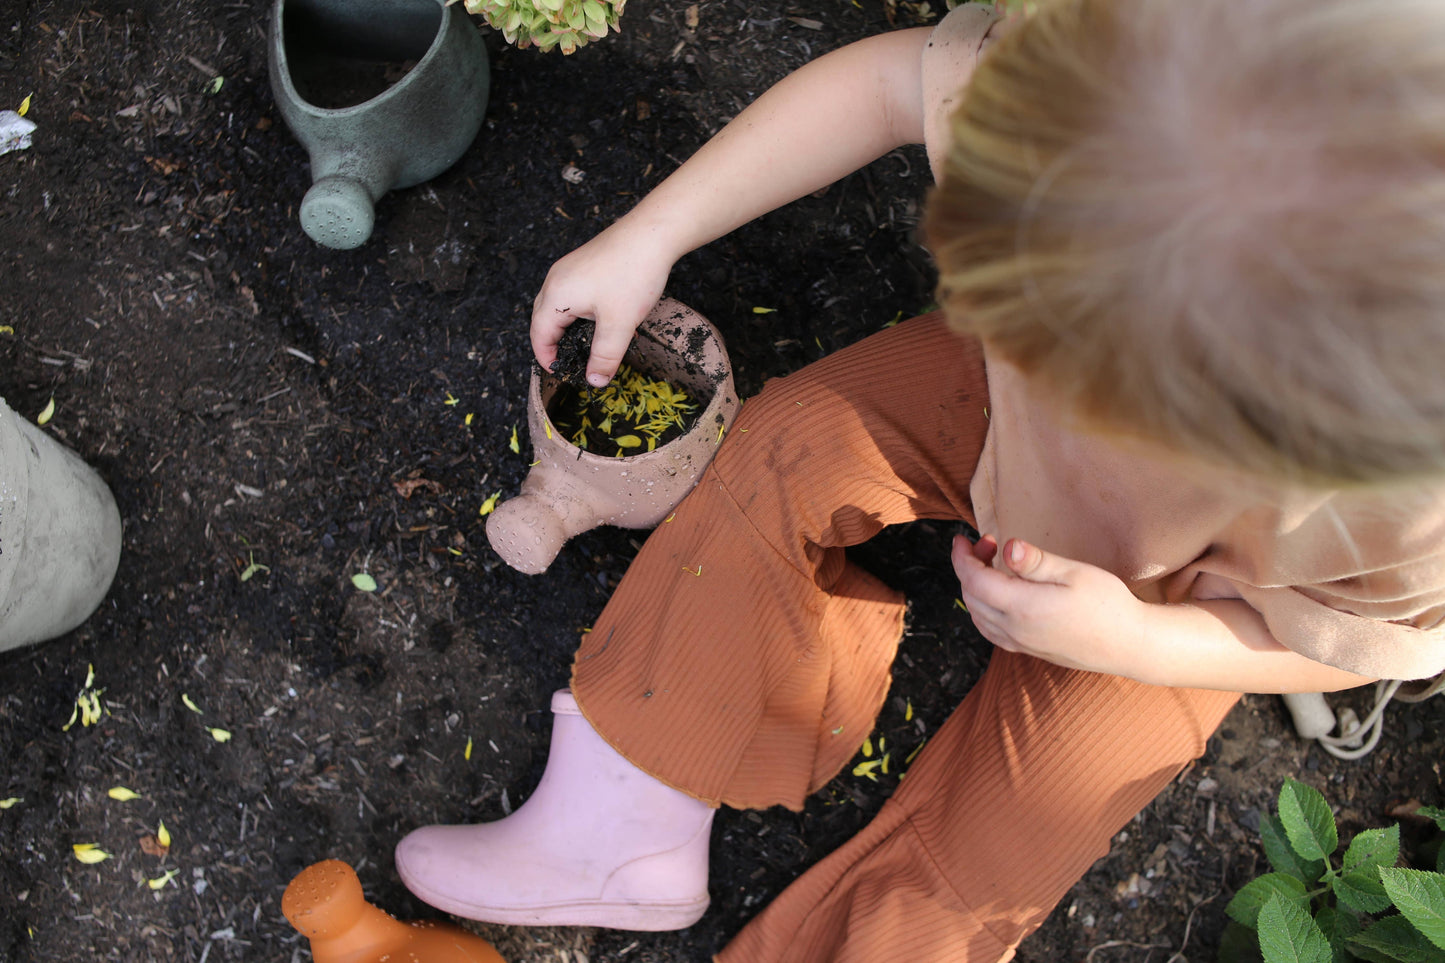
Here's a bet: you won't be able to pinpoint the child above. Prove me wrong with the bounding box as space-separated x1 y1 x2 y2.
396 0 1445 959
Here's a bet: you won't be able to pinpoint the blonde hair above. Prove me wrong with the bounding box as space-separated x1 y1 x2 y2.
925 0 1445 485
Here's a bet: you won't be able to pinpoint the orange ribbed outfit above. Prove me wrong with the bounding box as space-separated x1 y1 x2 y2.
571 314 1240 962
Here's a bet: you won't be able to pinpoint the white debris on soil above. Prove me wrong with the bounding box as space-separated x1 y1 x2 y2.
0 110 36 155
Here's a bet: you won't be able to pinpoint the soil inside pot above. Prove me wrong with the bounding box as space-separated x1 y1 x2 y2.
546 362 699 457
289 51 418 109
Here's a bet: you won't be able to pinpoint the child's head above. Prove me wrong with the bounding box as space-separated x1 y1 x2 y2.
925 0 1445 487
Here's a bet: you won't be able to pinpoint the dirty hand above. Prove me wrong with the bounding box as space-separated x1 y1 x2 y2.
531 221 675 387
952 534 1156 680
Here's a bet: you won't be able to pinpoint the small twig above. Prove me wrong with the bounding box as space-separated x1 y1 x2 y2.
1085 940 1169 963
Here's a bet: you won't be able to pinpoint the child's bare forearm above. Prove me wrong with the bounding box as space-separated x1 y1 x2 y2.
1141 599 1377 694
618 27 932 264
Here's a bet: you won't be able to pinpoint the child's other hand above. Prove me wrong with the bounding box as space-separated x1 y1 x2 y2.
531 222 674 387
952 534 1154 679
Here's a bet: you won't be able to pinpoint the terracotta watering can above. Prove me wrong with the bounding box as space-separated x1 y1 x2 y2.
486 299 740 574
283 859 507 963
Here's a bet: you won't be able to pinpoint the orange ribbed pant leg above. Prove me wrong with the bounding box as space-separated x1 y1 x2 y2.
568 313 1240 962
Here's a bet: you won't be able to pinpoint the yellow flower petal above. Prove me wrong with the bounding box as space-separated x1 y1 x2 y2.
207 727 232 743
479 492 501 516
351 573 377 592
147 869 180 890
18 93 31 117
72 843 111 864
508 425 520 454
851 759 882 782
107 787 142 801
156 820 171 849
181 693 202 714
37 397 55 426
861 736 873 758
0 797 20 809
465 736 473 761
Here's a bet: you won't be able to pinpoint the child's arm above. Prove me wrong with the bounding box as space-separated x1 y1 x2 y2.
953 535 1384 693
531 27 935 387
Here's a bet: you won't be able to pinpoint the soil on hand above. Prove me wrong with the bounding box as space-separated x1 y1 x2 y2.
2 1 1443 962
547 319 596 387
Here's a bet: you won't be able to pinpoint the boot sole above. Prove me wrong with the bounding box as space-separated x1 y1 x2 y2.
398 870 711 931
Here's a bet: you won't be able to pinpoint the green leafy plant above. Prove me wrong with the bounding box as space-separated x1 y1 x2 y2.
458 0 624 54
1223 777 1445 963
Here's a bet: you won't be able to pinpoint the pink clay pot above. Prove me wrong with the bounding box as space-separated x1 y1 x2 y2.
487 299 739 575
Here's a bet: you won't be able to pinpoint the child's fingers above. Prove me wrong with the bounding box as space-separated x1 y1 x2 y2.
586 319 639 387
972 533 998 564
952 537 1025 612
1000 538 1078 586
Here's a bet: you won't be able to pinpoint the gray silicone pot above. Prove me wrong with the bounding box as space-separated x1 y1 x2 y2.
0 398 122 652
269 0 490 250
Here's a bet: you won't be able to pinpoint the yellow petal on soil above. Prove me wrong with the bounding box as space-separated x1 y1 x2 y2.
0 797 20 809
614 434 642 448
905 699 913 722
465 412 474 426
181 693 202 714
851 759 882 782
107 787 142 801
147 869 180 890
752 306 776 314
18 93 31 117
72 843 111 864
62 703 79 732
508 425 520 454
156 821 171 848
351 573 377 592
479 491 501 516
465 736 473 761
861 736 873 758
37 397 55 426
954 598 968 612
207 727 232 743
0 326 13 336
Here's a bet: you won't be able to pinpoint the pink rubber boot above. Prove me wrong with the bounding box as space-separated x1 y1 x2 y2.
394 690 715 931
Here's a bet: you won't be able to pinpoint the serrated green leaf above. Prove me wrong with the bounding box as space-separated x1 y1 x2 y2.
1418 807 1445 831
1228 873 1311 929
1263 814 1326 883
1349 914 1445 963
1279 778 1338 863
1314 906 1361 963
1345 825 1402 877
1220 918 1267 963
1258 892 1332 963
1382 868 1445 950
351 573 377 592
1336 868 1394 916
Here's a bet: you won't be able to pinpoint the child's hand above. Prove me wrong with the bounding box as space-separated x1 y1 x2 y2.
531 221 675 387
952 534 1155 680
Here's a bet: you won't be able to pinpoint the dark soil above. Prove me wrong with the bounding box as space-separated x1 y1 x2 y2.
2 1 1442 962
548 319 595 387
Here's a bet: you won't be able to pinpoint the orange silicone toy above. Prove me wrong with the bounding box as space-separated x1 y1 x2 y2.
283 859 507 963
